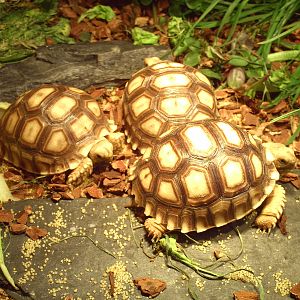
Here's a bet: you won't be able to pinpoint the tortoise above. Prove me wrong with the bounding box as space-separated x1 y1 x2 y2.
0 84 116 185
123 57 218 153
129 119 297 240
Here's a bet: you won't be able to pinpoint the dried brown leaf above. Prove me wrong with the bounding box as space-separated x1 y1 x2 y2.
52 193 62 202
15 210 29 225
51 173 66 184
277 212 288 235
10 223 27 234
3 171 23 183
134 16 149 27
60 5 78 19
242 112 260 126
48 183 69 192
134 277 166 298
84 185 103 198
103 178 121 187
0 210 14 223
59 191 75 200
102 170 123 179
26 226 48 240
265 100 288 114
291 177 300 189
111 160 128 173
271 129 291 144
291 282 300 300
233 290 259 300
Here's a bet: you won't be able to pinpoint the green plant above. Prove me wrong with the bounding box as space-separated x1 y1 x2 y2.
78 4 115 23
0 3 74 63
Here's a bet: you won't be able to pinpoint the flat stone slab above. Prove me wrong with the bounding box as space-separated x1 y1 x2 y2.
0 41 170 102
1 182 299 300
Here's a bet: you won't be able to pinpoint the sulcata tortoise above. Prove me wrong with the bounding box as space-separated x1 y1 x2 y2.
129 119 297 240
123 57 218 153
0 84 116 185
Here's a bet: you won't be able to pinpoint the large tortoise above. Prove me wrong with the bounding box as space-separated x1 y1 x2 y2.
0 84 116 185
123 57 218 153
129 119 297 240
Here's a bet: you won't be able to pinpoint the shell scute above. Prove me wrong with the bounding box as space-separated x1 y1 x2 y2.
123 60 217 152
0 84 111 175
131 119 278 233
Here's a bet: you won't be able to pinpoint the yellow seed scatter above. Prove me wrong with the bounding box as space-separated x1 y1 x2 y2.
21 239 42 259
100 261 135 299
103 213 131 258
195 278 206 291
48 207 67 229
272 271 293 296
227 265 262 287
191 240 212 254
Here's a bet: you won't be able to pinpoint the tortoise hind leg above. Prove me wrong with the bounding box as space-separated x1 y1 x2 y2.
144 218 167 241
255 184 286 231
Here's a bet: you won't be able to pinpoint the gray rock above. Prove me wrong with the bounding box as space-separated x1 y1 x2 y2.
0 41 170 102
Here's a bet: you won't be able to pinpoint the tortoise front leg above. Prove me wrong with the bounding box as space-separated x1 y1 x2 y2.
67 157 93 185
255 184 286 231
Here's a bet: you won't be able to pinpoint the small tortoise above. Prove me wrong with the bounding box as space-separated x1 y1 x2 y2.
129 119 297 240
0 84 116 185
123 57 218 153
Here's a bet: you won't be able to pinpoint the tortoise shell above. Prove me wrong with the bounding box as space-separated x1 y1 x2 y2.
123 60 217 153
130 119 279 233
0 84 111 175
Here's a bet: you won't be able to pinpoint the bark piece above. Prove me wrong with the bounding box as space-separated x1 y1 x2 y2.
134 277 166 298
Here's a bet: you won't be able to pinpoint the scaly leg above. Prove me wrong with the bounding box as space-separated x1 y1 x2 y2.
255 184 286 231
67 157 93 186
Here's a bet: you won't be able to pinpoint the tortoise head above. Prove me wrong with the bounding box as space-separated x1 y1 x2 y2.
263 142 297 170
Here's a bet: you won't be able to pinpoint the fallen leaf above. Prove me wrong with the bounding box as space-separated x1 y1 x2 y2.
48 183 69 191
26 226 48 240
72 187 82 198
3 171 23 183
134 277 166 298
242 112 260 126
291 282 300 300
271 129 291 144
24 205 33 215
103 178 121 187
265 100 288 114
52 193 62 202
84 185 103 198
279 172 299 183
111 160 128 172
102 170 123 179
293 141 300 153
10 223 27 234
277 212 288 235
60 5 78 19
233 290 259 300
59 191 75 200
15 210 29 225
51 173 66 184
134 16 149 27
291 177 300 189
0 210 14 223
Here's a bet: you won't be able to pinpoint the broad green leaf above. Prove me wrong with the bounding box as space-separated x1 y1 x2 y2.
78 5 115 23
183 51 200 66
131 27 159 45
200 68 222 80
228 56 249 67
